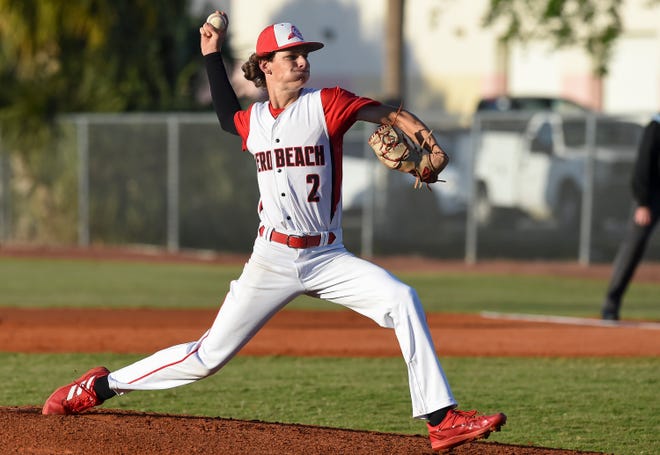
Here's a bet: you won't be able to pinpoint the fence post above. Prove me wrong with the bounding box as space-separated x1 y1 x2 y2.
166 116 180 253
360 125 375 258
465 115 481 264
77 117 90 247
0 128 7 242
578 113 596 265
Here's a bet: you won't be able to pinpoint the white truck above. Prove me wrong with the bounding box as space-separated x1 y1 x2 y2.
473 112 642 228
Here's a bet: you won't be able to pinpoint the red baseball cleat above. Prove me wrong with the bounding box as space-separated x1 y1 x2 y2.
42 366 110 415
427 409 506 451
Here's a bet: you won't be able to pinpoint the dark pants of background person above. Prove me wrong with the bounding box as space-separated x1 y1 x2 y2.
602 198 660 320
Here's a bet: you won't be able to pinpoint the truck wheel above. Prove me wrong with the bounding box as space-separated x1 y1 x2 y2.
555 185 581 229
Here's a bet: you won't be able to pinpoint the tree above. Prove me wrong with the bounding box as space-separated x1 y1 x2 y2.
384 0 405 105
482 0 624 78
0 0 212 243
0 0 205 148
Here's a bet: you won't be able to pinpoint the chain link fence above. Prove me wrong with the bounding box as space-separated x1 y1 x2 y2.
1 111 658 263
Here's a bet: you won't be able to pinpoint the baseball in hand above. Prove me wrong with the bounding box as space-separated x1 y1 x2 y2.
206 12 228 31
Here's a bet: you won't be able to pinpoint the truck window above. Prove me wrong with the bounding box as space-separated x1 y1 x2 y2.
595 121 643 147
563 119 643 148
563 119 587 147
530 122 553 155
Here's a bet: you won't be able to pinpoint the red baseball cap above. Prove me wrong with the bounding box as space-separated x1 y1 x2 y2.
256 23 324 57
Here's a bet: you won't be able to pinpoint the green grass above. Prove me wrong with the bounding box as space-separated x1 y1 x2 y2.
1 256 659 319
1 256 660 454
0 257 237 308
2 353 658 455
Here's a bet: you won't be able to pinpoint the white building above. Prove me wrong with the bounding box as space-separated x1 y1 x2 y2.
196 0 660 115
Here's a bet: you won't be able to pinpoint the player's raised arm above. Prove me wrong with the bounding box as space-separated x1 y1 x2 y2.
200 11 240 135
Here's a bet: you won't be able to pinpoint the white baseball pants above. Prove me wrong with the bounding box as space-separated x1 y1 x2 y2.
108 237 456 419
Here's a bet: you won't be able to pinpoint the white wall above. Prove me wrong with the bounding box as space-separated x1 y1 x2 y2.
605 35 660 113
403 0 499 114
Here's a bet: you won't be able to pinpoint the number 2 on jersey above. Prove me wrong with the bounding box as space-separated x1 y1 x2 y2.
307 174 320 202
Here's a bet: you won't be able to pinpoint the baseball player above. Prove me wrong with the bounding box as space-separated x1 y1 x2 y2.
42 14 506 452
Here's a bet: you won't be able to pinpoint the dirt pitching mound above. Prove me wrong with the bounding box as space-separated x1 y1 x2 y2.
2 407 605 455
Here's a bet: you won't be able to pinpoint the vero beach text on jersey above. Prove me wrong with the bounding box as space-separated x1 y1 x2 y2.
255 145 326 172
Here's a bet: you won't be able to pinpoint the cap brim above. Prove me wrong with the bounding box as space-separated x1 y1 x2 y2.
257 41 324 57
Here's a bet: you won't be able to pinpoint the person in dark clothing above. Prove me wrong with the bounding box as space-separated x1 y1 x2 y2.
601 113 660 320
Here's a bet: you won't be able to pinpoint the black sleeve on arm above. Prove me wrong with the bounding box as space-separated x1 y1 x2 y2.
204 52 241 136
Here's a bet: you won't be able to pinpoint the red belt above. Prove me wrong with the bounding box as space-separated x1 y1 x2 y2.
259 226 336 249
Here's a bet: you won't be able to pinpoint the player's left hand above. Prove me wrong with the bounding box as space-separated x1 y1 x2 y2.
368 124 447 188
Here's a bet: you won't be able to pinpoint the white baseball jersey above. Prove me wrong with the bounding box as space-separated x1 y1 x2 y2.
235 87 376 236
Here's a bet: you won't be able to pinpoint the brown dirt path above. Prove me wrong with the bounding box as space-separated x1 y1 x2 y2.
1 308 658 357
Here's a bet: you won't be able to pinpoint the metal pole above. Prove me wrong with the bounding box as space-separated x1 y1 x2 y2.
166 116 180 253
578 113 596 265
465 115 481 264
0 128 6 242
360 126 374 258
77 117 90 247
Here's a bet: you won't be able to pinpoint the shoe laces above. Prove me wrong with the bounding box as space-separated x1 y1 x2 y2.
439 410 480 429
64 378 97 411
